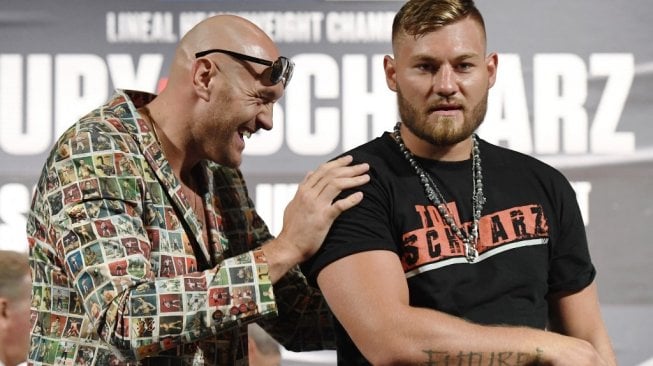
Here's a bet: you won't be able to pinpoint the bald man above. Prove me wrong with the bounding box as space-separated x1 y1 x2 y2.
27 15 369 365
0 250 31 366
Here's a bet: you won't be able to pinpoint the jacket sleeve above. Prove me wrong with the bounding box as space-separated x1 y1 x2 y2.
259 265 337 351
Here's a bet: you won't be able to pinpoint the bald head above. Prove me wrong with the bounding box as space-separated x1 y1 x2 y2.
0 250 29 300
144 14 285 174
0 250 31 366
168 15 280 86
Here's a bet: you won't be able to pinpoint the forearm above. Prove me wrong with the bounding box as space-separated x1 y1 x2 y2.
548 314 617 366
318 252 607 366
362 307 544 365
591 336 618 366
547 282 617 366
98 248 276 360
362 306 604 366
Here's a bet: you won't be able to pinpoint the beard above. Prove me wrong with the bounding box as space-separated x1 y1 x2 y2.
397 86 488 147
205 90 245 169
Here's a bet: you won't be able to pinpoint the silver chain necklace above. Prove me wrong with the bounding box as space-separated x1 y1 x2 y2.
392 122 485 262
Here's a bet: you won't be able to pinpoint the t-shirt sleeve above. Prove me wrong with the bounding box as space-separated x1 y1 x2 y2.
547 171 596 294
302 159 399 285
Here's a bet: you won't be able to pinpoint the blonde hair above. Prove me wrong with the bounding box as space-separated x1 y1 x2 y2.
392 0 486 42
0 250 30 300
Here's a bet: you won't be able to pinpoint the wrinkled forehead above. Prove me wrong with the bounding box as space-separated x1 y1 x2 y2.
240 42 280 61
217 21 280 60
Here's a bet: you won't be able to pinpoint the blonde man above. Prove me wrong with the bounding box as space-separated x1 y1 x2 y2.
303 0 617 365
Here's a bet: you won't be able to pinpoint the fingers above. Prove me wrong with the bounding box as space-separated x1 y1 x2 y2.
277 156 369 263
300 170 315 185
291 155 369 223
319 172 369 205
303 155 359 188
330 191 365 216
305 156 369 198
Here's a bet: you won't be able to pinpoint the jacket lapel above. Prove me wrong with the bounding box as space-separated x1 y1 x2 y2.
119 90 212 266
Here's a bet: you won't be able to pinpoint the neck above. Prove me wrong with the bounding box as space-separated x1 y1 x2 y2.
140 103 200 182
398 123 473 162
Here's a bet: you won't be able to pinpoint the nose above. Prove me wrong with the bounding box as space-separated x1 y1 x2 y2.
433 64 457 98
256 103 274 131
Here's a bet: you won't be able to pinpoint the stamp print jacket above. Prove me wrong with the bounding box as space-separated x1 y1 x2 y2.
26 90 334 366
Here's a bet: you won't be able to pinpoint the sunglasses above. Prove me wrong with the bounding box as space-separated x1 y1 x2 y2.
195 48 294 88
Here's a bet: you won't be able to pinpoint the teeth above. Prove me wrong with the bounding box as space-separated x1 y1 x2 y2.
242 130 251 139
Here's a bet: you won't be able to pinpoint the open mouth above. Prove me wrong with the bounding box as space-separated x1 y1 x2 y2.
239 128 252 139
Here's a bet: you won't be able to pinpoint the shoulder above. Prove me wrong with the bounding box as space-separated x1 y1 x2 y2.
54 91 148 156
340 133 407 182
479 139 569 180
478 139 577 205
343 133 397 163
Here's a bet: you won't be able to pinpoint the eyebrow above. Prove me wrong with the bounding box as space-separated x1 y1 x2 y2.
411 51 481 63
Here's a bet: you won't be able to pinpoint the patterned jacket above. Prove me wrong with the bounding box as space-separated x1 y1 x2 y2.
26 90 334 366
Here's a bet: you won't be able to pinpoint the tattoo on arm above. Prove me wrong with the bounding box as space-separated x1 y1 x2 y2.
421 347 544 366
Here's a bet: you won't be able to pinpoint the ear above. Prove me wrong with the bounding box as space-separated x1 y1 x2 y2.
192 58 217 101
383 55 398 92
486 52 498 89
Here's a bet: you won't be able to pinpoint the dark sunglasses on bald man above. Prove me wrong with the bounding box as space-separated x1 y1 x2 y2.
195 49 294 88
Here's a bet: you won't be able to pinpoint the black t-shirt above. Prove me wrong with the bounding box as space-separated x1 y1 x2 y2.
302 132 595 365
